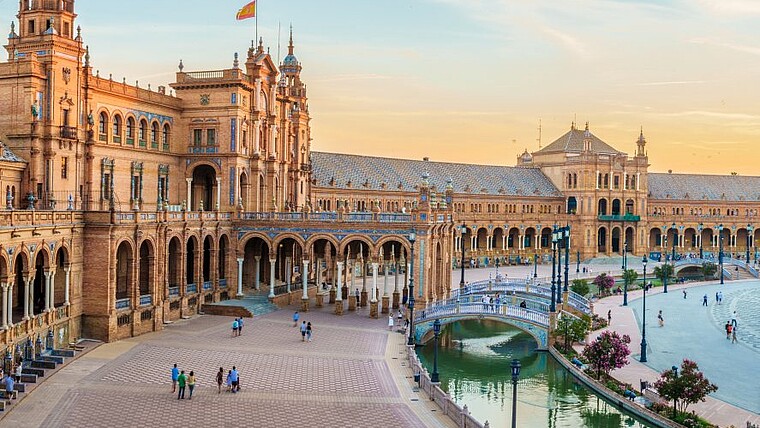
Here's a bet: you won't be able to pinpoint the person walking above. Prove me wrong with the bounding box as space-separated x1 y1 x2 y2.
300 320 307 341
607 310 612 326
238 317 244 335
306 322 313 342
715 291 719 304
731 311 737 327
216 367 224 394
388 314 394 331
230 366 239 393
725 322 731 340
702 294 708 307
657 310 664 327
187 371 196 399
177 370 187 399
732 325 738 344
225 370 233 392
171 363 179 393
293 311 300 327
231 318 239 337
682 289 687 299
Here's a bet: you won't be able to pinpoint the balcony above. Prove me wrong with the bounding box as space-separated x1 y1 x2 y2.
60 126 77 139
187 283 197 294
598 214 641 222
300 163 312 172
139 295 153 306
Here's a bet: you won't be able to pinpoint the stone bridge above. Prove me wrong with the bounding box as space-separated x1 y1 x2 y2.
673 257 758 279
450 278 592 315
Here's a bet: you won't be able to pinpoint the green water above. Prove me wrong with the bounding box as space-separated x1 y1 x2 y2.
416 320 653 428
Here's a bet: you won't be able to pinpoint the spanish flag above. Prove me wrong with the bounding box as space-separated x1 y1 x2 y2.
236 1 256 20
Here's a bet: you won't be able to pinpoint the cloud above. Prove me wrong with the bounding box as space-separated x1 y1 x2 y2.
690 38 760 56
693 0 760 15
662 110 760 121
539 26 589 58
634 80 707 86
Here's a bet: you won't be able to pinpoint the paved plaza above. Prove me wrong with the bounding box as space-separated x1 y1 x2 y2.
1 305 456 428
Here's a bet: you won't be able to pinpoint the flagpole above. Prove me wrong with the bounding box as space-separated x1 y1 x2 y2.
255 2 258 46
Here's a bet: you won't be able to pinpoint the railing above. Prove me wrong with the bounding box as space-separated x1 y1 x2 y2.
139 295 152 306
168 286 180 297
202 281 212 291
598 214 641 222
219 278 227 288
451 278 591 314
115 298 130 310
378 213 412 223
59 125 77 139
188 145 218 154
187 283 197 294
184 70 225 79
346 213 373 222
416 301 550 327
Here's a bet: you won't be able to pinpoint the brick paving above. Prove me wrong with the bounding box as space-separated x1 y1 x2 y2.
4 304 456 428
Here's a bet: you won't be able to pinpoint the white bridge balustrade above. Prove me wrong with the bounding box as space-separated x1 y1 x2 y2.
451 278 591 315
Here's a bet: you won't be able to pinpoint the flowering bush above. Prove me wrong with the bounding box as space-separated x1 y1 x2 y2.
592 273 615 296
581 330 631 380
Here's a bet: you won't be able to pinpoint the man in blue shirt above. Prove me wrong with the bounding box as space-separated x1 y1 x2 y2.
230 366 239 393
171 363 179 393
4 374 14 397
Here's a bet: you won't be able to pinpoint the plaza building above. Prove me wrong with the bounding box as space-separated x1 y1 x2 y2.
0 0 757 354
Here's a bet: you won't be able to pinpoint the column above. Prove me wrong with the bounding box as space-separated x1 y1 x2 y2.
518 235 523 250
535 235 539 250
285 257 292 293
185 178 192 209
23 276 31 320
64 265 71 305
47 270 56 311
636 173 640 190
215 177 221 210
502 235 506 250
268 258 276 298
381 261 390 314
7 282 13 326
392 260 400 309
335 262 344 302
1 283 7 328
254 256 261 290
43 270 51 312
371 263 379 302
236 257 244 297
301 260 309 300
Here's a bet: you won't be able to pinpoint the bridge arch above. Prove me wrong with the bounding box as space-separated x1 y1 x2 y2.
414 314 548 350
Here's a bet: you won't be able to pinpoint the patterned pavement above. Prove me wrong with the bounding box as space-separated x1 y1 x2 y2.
3 305 456 428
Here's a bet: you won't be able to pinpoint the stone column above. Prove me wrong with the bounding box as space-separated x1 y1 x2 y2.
7 282 13 326
381 262 390 314
334 261 344 315
1 282 8 328
236 257 244 297
301 260 310 311
369 262 379 318
23 276 31 320
64 265 71 305
43 270 51 312
348 261 357 311
392 261 400 309
268 258 276 298
215 177 222 210
329 261 337 304
185 178 192 209
254 256 261 290
360 259 368 307
285 257 292 293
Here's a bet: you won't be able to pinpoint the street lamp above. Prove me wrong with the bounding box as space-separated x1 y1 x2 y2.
431 318 441 383
718 224 724 285
622 241 628 306
556 228 563 304
407 231 417 346
459 223 466 287
698 223 703 259
671 365 679 418
576 250 580 273
640 255 648 363
550 227 558 313
510 359 521 428
533 253 537 278
563 225 570 293
666 222 676 293
746 224 753 263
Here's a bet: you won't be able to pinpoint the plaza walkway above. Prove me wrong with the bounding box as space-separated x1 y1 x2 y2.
2 304 456 428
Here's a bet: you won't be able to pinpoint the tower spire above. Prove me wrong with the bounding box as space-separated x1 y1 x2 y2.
288 24 294 55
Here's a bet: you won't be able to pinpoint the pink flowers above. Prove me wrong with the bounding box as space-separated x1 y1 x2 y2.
582 330 631 380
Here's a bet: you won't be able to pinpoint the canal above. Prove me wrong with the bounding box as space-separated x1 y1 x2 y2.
416 319 654 428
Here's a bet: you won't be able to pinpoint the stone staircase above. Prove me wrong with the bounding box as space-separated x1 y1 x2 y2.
0 341 91 413
201 293 279 318
731 267 755 281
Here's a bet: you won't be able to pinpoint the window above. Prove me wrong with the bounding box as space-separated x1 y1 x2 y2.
28 20 35 35
126 117 135 142
103 173 111 200
207 129 216 145
231 93 237 104
193 129 202 146
139 119 147 145
151 122 159 147
98 112 108 137
112 115 122 143
163 124 171 149
61 157 68 179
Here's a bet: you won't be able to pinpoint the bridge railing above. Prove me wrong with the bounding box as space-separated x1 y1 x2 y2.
416 301 549 327
452 279 591 314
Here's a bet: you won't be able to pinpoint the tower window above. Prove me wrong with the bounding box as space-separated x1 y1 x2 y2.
61 157 69 179
28 20 35 35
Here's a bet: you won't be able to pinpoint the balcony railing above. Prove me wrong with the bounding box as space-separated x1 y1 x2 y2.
598 214 641 222
115 298 131 310
187 283 197 294
202 281 212 291
139 295 153 306
168 286 180 297
60 126 77 139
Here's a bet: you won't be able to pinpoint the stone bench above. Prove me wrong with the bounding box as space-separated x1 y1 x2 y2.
38 355 64 365
31 360 56 370
0 390 17 400
22 368 43 378
643 388 667 405
13 383 27 393
52 349 76 358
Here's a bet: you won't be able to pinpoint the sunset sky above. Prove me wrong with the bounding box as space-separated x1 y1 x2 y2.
2 0 760 174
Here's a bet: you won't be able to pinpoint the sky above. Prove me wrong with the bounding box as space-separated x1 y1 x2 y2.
2 0 760 174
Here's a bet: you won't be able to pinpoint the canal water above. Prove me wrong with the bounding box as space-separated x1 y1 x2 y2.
416 320 653 428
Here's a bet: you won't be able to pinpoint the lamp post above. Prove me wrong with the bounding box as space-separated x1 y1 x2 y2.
640 255 648 363
718 224 724 285
407 231 417 346
576 250 580 273
431 318 441 383
550 227 557 313
622 241 628 306
698 223 703 259
563 225 570 293
747 224 752 263
459 223 466 287
671 365 679 418
533 253 538 278
556 228 562 304
510 359 521 428
666 222 676 293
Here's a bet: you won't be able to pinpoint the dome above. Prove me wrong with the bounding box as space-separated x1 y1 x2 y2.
283 53 298 66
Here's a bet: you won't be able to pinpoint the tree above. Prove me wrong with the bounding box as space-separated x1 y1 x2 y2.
622 269 638 289
556 314 589 353
592 273 615 296
581 331 631 380
653 264 674 284
701 262 717 279
654 359 718 415
570 279 590 297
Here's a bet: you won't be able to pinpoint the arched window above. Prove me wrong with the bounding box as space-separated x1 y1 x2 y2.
112 115 122 143
126 117 135 144
139 119 148 146
162 124 171 149
98 112 108 141
151 121 159 147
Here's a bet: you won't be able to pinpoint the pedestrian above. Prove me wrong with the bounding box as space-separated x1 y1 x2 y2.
231 318 239 337
238 317 244 335
15 363 22 383
300 320 307 341
397 308 403 323
3 373 14 398
725 322 731 340
177 370 186 399
682 289 687 299
187 370 196 399
293 311 299 327
306 322 313 342
171 363 179 393
715 291 719 304
216 367 224 394
230 366 239 393
355 288 360 306
718 291 723 304
732 325 738 344
702 294 708 306
388 314 394 331
657 310 664 327
731 311 737 327
225 370 233 392
607 309 612 326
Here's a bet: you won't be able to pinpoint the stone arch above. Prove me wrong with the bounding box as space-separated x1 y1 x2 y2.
239 170 249 209
611 199 622 216
138 239 154 297
625 227 635 254
238 232 273 254
524 227 536 249
507 227 519 250
12 252 29 323
339 235 374 256
272 233 306 251
0 252 8 282
53 246 69 307
115 240 133 304
186 235 199 288
475 227 488 251
202 235 213 283
243 235 270 293
218 234 230 283
611 226 621 254
305 234 341 254
167 236 183 291
540 227 552 249
189 163 219 211
649 228 662 248
492 227 504 250
597 226 607 253
598 198 608 216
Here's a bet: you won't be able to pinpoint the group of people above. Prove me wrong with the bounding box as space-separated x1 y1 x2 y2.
480 293 503 312
388 308 403 331
171 364 242 399
725 312 739 344
231 317 245 337
293 312 314 342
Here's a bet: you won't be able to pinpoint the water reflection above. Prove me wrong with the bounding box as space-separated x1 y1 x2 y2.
416 320 652 428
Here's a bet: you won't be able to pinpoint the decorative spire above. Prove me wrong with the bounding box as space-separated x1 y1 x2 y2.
178 59 184 72
9 21 17 38
84 45 90 67
288 24 294 55
258 36 264 53
638 126 646 143
233 52 239 68
637 126 647 156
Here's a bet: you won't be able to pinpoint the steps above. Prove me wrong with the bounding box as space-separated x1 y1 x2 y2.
201 293 279 318
732 268 755 280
